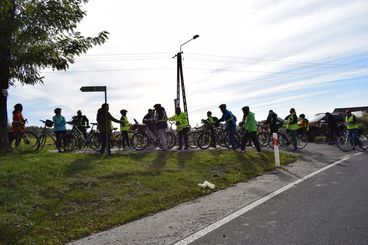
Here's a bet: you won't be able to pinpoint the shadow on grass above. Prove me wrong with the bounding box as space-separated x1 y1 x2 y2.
176 150 194 168
149 152 168 173
65 157 96 177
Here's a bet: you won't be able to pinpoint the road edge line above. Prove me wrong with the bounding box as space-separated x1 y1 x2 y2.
174 154 353 245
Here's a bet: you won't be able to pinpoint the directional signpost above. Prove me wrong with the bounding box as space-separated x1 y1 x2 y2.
80 86 108 154
80 86 107 104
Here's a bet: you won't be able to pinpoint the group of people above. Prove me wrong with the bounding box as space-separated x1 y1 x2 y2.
10 102 362 153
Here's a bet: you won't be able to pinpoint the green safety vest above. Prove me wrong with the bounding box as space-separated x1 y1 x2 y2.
243 112 257 132
345 115 358 130
286 114 299 131
207 116 214 125
120 116 130 131
169 112 189 131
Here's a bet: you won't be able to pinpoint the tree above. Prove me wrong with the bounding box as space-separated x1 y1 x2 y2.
0 0 109 151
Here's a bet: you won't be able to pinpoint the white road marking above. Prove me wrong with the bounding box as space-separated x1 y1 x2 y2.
174 154 355 245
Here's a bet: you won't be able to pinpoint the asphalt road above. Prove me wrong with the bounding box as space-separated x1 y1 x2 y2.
192 152 368 245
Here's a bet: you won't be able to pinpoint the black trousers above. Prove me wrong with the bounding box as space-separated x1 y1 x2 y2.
121 131 130 147
55 130 66 150
178 127 189 149
100 130 112 153
241 131 261 152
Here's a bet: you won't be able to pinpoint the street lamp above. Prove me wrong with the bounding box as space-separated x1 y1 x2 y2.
174 34 199 125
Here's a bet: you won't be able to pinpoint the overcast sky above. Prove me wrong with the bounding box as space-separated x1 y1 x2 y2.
8 0 368 128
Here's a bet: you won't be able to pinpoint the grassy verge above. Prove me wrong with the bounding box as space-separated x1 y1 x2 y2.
0 149 297 244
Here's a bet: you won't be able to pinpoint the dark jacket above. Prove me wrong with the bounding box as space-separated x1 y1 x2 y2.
97 108 120 132
154 107 168 130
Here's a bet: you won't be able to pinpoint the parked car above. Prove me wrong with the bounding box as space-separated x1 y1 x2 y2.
308 113 345 142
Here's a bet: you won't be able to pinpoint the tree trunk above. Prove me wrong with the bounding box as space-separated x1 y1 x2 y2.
0 90 9 152
0 0 14 151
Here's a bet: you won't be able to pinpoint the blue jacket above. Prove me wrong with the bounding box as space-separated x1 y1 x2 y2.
53 115 66 132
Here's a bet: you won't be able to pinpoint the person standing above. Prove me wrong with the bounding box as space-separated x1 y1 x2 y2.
298 114 309 135
285 108 299 150
11 103 26 134
240 106 261 152
119 109 131 149
169 107 189 150
325 112 340 144
53 108 66 153
206 111 216 148
153 104 168 150
345 110 359 149
218 104 238 150
265 110 279 134
72 110 89 139
143 109 155 134
96 103 122 154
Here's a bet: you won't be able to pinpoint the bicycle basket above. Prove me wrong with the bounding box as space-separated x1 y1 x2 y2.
137 124 147 133
45 119 54 127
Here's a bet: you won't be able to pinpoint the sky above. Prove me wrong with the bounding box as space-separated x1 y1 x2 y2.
7 0 368 128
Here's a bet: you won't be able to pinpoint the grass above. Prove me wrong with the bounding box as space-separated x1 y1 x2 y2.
0 149 297 244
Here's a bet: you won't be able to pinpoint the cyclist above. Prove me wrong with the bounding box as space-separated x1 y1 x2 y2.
218 104 238 150
298 114 309 135
345 110 359 149
153 104 168 151
143 109 155 134
120 109 131 149
206 111 216 148
325 112 340 144
240 106 261 152
265 110 279 134
53 108 66 153
72 110 89 139
10 103 27 144
169 107 190 150
96 103 122 154
284 108 299 150
11 103 26 134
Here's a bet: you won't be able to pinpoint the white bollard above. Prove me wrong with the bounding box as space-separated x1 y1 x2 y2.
273 133 280 167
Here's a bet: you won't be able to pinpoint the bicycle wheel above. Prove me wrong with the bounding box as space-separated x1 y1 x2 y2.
224 132 240 149
10 131 39 151
258 132 270 147
131 133 149 151
166 131 176 149
64 133 77 152
88 133 101 152
359 134 368 151
197 132 212 150
188 131 199 149
37 135 47 150
336 135 354 152
297 133 308 149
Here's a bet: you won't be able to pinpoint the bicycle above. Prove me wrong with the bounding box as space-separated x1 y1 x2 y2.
336 127 368 152
37 120 75 152
8 120 39 151
130 119 176 151
66 121 101 152
269 127 308 150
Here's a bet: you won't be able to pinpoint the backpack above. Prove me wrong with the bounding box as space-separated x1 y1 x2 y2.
212 116 219 127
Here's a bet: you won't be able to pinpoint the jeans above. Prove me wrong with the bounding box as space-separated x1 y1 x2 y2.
348 128 359 147
227 125 238 150
157 128 167 150
286 129 297 149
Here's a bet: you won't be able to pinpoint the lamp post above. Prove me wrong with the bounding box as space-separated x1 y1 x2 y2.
173 34 199 125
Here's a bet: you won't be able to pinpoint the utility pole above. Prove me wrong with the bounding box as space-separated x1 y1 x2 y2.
173 34 199 125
